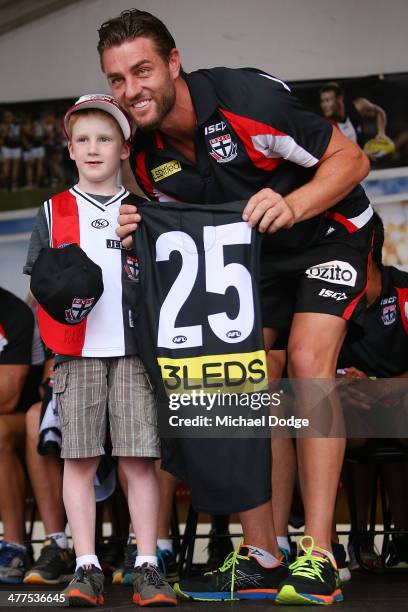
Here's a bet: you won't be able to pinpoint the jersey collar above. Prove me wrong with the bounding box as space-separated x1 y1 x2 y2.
71 185 128 208
184 70 219 126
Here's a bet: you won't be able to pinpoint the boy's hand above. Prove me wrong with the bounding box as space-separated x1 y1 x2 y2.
116 204 141 249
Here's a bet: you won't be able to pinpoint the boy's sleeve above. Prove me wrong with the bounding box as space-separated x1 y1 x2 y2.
24 205 50 275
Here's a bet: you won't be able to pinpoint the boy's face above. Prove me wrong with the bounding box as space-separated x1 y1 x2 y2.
68 114 129 187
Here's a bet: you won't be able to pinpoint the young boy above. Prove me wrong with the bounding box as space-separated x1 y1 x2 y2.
24 94 177 608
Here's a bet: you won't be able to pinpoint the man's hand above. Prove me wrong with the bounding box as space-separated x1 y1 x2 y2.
116 204 142 249
242 188 295 234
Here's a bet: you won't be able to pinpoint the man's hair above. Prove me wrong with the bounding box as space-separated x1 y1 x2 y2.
372 211 385 268
66 108 124 141
319 81 344 98
98 9 178 64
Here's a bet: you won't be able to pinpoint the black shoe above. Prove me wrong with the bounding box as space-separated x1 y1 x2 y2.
174 545 288 601
24 539 75 585
205 528 234 572
386 534 408 568
332 542 351 583
96 538 124 576
276 537 343 605
62 564 105 607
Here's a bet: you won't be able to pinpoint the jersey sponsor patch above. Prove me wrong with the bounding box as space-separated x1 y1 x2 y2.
106 238 129 250
305 260 357 287
209 133 238 163
158 350 267 394
151 160 181 182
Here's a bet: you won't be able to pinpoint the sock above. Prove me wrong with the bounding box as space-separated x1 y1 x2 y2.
135 555 158 568
157 538 173 553
47 532 68 549
75 554 101 571
245 544 279 567
319 547 336 566
277 536 290 553
127 533 137 544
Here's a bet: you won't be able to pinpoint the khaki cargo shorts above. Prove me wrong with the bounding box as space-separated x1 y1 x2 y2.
54 356 160 459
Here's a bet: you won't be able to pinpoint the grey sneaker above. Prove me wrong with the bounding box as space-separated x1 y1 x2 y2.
62 564 105 607
132 563 177 607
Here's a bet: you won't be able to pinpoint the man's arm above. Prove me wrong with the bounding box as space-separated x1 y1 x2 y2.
353 97 387 137
243 127 370 233
0 365 30 414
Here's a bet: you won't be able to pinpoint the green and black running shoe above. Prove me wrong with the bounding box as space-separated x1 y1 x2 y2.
174 543 288 601
276 536 343 605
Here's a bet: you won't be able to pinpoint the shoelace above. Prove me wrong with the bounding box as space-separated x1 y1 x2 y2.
140 564 165 587
289 536 328 582
204 538 248 599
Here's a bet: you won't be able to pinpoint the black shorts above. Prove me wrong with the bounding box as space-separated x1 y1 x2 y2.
260 218 373 332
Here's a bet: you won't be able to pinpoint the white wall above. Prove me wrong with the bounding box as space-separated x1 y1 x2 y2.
1 0 407 103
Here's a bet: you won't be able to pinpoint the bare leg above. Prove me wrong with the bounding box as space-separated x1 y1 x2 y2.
239 501 280 557
25 403 65 534
156 462 178 539
63 457 100 556
0 414 26 543
119 457 159 556
288 313 347 552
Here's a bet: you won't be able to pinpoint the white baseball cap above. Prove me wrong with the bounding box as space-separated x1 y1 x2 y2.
63 94 131 140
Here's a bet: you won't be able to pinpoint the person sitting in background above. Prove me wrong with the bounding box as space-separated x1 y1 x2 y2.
23 352 76 585
337 212 408 569
0 287 42 583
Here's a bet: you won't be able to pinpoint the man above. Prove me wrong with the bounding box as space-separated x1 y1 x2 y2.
337 212 408 569
319 81 394 159
97 9 372 605
0 288 39 583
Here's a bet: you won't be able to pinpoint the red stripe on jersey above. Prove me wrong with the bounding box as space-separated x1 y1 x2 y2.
396 287 408 335
342 235 373 320
50 190 81 247
155 131 164 149
37 192 86 356
135 151 155 199
325 211 358 234
219 108 284 171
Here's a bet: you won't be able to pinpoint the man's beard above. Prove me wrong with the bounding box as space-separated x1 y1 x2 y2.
136 83 176 132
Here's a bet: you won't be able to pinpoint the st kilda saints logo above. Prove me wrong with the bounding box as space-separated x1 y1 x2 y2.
381 304 397 326
65 298 95 323
124 255 139 282
209 133 237 163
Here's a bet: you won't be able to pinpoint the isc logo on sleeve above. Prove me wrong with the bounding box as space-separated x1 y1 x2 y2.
151 160 181 182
